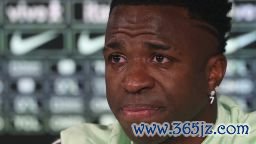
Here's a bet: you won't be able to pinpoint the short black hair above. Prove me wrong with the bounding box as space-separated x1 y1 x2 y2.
109 0 232 53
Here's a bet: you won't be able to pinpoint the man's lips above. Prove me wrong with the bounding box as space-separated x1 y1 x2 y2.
122 105 161 111
120 104 164 120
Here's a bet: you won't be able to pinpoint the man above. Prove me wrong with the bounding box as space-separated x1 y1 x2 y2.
55 0 256 143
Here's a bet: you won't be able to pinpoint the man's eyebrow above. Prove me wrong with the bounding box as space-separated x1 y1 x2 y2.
144 41 171 50
104 40 125 51
104 40 172 51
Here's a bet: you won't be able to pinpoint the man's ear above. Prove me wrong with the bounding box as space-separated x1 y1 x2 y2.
207 54 227 91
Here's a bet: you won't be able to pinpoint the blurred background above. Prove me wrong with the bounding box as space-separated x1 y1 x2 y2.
0 0 255 143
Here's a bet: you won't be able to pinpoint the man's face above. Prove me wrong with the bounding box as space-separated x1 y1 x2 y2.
104 5 220 143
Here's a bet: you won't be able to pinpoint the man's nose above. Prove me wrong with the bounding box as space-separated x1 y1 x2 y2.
121 63 155 94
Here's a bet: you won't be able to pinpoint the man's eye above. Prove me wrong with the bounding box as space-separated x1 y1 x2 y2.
152 54 170 63
110 54 127 63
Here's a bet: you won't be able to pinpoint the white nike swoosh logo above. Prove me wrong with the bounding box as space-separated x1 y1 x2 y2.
78 32 105 55
10 30 59 55
226 30 256 54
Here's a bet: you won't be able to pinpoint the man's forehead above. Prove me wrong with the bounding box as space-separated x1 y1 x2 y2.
109 5 190 22
107 5 218 39
106 4 220 57
108 5 191 32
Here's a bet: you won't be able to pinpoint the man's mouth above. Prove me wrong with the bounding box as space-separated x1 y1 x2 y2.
120 104 164 120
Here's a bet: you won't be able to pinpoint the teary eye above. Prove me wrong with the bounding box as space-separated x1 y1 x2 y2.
152 54 170 63
110 54 127 64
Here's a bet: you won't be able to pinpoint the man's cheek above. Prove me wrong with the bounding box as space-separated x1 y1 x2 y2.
106 89 119 108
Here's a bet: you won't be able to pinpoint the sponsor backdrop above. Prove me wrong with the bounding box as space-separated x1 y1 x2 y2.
0 0 255 143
